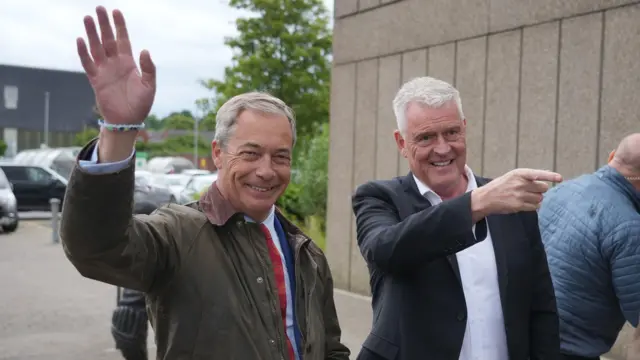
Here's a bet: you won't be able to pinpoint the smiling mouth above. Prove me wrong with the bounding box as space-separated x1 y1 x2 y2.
430 160 453 167
247 185 278 192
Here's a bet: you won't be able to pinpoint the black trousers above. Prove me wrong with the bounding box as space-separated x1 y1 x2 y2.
111 287 149 360
561 353 600 360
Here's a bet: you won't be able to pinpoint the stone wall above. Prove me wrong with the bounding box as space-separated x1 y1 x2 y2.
326 1 640 357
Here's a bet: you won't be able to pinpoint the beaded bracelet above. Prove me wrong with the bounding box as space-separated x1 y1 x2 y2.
98 119 146 132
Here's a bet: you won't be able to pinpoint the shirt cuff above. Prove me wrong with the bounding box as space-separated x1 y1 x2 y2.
78 141 135 174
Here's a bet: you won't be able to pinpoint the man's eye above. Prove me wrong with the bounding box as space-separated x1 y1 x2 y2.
274 155 291 164
241 151 260 159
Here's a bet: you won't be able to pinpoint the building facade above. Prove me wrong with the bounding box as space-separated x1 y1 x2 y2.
326 1 640 356
0 64 96 156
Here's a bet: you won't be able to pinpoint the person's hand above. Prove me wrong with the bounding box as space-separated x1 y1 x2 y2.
77 6 156 126
472 168 563 216
626 323 640 360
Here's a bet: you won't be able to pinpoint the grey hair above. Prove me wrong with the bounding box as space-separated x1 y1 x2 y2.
392 76 465 135
214 92 297 148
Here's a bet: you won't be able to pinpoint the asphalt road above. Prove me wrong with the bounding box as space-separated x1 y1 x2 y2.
0 221 371 360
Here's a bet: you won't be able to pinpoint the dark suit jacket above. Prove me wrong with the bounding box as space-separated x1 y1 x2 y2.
352 173 560 360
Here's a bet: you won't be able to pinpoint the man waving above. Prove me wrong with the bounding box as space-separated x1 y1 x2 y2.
61 6 349 360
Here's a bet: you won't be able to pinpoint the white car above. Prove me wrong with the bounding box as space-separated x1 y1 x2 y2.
153 173 193 204
180 173 219 201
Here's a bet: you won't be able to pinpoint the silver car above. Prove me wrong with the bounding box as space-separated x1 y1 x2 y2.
134 171 176 206
0 168 18 233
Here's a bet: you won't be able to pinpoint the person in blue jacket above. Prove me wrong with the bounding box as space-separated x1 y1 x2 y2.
538 133 640 360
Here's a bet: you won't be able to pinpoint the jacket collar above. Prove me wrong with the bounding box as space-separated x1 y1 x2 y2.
400 167 488 199
198 182 238 226
412 165 479 198
596 165 640 212
198 182 309 243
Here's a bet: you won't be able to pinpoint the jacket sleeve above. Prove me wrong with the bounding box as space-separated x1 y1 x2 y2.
60 140 183 293
524 211 561 360
319 254 350 360
610 221 640 326
352 181 483 276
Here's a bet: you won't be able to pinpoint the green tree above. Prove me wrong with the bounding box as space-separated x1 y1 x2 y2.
0 139 6 157
195 98 216 131
145 114 163 130
294 122 329 219
198 0 332 152
74 128 100 146
163 113 196 130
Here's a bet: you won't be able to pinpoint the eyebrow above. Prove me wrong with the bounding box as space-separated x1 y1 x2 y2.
239 142 291 154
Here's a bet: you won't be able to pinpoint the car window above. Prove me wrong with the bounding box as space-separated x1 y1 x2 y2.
26 167 54 183
1 166 31 181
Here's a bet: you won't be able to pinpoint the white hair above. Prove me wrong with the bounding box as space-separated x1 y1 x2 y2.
392 76 465 134
214 92 297 148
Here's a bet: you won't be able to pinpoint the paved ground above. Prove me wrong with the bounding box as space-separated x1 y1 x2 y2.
2 220 624 360
0 221 371 360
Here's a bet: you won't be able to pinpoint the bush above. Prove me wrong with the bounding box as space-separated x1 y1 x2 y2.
0 139 6 157
296 122 329 221
74 128 100 146
276 122 329 248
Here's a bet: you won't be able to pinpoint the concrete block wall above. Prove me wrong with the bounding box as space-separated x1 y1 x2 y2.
326 1 640 357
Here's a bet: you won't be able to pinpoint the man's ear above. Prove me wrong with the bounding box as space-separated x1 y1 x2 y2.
394 130 406 157
211 140 223 169
608 149 616 163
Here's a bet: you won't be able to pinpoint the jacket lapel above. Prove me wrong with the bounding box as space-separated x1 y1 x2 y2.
399 173 463 285
475 177 509 305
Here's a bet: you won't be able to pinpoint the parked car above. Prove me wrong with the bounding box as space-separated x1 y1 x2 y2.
134 171 176 206
12 147 78 180
181 169 211 176
180 173 218 201
0 163 67 212
146 156 196 174
152 173 193 204
0 167 18 233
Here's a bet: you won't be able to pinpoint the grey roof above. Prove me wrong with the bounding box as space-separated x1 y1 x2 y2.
0 64 96 133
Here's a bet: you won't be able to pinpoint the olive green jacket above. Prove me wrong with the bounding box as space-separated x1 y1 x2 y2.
60 140 350 360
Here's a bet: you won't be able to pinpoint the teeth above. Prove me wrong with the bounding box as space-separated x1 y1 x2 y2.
432 160 452 167
249 185 270 192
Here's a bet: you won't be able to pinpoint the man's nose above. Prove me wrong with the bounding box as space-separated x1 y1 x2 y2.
255 157 276 180
433 136 451 154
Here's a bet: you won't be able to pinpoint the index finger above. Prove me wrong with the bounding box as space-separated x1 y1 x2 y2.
517 168 563 183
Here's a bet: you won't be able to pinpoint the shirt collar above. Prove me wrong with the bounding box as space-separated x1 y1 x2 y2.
244 205 276 227
413 165 478 197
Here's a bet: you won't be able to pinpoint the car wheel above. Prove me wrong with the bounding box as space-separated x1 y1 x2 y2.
2 221 18 233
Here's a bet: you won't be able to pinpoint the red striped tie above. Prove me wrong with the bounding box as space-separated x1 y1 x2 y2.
259 224 295 360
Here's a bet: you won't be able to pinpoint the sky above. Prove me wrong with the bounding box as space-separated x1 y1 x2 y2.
1 0 335 118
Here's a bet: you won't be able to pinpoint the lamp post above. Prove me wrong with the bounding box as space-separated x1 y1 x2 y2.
44 91 50 147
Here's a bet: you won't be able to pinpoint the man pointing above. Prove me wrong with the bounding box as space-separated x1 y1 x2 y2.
60 6 349 360
352 76 562 360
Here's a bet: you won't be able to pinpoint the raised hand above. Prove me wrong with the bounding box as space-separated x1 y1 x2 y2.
474 168 563 214
77 6 156 125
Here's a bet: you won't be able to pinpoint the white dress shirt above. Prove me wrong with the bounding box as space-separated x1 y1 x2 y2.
245 207 301 360
413 165 509 360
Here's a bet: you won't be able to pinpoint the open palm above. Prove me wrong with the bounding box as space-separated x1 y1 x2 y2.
77 6 155 125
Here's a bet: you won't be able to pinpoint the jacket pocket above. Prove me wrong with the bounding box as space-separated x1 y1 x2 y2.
362 332 398 360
